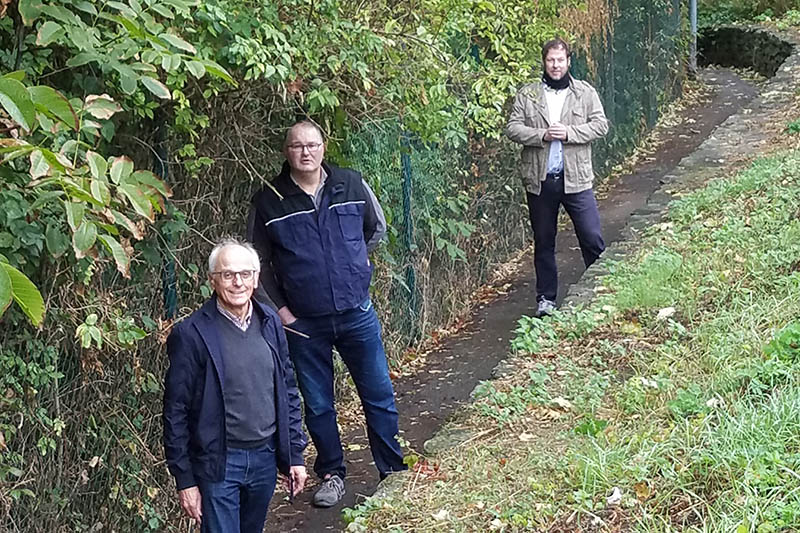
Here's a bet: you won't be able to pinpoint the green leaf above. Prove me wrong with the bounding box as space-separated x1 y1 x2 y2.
18 0 43 26
106 1 137 18
150 4 174 18
84 94 122 119
119 71 139 95
109 209 144 240
201 60 235 85
158 32 196 54
131 170 173 197
1 262 45 326
0 78 36 131
0 263 11 315
118 184 154 221
65 202 84 231
36 21 65 46
162 0 195 15
100 121 116 142
3 71 26 82
110 156 134 184
73 220 98 257
73 1 98 15
29 150 51 178
161 54 182 73
29 190 63 211
97 234 130 278
140 77 171 100
45 224 69 257
186 60 206 79
66 52 103 67
28 86 78 130
90 180 111 205
2 145 35 164
86 150 107 180
67 25 93 51
40 4 80 25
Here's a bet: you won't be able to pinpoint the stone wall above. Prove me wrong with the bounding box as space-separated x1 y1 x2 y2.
699 25 795 76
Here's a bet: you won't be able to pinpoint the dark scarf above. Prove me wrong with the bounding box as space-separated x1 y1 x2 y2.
542 71 570 91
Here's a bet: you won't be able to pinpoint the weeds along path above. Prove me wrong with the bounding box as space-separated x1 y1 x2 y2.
266 69 759 532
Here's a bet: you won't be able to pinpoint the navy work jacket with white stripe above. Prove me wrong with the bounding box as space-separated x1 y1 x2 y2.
249 161 380 317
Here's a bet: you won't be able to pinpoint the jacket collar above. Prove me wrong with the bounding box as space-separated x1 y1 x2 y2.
273 161 341 198
532 78 584 124
199 294 272 328
194 296 275 388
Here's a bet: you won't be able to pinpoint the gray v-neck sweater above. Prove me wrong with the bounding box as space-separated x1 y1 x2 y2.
215 310 276 448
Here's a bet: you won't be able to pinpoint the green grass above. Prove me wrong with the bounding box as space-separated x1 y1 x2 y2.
344 149 800 532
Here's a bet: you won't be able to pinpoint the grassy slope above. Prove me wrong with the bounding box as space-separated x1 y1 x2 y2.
346 149 800 532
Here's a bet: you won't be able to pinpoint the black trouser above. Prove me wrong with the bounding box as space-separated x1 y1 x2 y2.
526 174 605 302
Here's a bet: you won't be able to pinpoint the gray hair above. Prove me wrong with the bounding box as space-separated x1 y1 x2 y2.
284 119 325 148
207 237 261 273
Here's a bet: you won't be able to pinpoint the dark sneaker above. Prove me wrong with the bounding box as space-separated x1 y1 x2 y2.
313 475 345 508
535 299 556 318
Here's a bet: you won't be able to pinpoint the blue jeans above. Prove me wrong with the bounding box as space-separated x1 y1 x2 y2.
198 441 277 533
286 299 406 479
527 176 605 302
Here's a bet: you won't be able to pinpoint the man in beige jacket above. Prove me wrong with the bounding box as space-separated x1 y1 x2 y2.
505 37 609 317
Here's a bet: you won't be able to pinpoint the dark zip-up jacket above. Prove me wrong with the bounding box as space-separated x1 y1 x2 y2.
249 161 382 316
163 297 306 490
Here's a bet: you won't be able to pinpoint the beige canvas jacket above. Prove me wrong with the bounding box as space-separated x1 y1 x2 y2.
505 78 609 195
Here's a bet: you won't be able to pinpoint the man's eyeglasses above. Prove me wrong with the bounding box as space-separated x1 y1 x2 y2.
211 270 256 282
286 142 323 153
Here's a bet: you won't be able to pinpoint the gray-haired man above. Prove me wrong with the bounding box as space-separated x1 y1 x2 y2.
163 238 308 532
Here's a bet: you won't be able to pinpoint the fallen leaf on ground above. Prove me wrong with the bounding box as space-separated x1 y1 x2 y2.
432 509 450 521
657 307 676 320
490 518 504 530
634 481 652 502
551 397 573 410
607 486 622 506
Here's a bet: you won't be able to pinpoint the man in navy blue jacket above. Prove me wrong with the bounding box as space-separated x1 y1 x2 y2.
163 238 307 532
247 120 406 508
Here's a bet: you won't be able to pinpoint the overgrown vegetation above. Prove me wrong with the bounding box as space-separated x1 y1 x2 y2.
344 148 800 531
699 0 800 28
0 0 683 530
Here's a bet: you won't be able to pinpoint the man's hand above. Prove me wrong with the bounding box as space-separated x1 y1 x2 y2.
288 465 308 497
543 122 568 141
282 465 308 500
178 486 202 524
277 306 297 326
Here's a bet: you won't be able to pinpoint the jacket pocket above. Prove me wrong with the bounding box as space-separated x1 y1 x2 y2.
332 202 364 242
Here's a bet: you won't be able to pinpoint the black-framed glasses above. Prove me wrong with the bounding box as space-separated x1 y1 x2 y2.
211 270 256 282
286 142 323 153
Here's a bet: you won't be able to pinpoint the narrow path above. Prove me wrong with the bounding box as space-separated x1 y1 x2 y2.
267 69 759 532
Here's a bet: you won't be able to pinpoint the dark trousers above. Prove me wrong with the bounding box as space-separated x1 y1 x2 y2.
198 441 278 533
526 176 605 302
285 299 406 480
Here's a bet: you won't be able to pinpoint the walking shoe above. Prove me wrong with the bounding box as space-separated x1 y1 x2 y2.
313 474 345 508
535 298 556 318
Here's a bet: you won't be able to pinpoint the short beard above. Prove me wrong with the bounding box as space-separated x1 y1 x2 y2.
542 70 570 90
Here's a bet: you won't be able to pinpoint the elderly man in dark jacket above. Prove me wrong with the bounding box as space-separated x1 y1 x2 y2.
163 238 307 532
